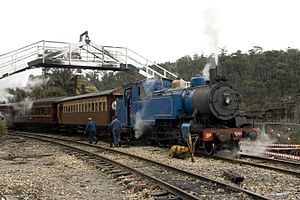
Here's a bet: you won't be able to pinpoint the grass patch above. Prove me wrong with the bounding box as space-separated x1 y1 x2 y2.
0 119 8 135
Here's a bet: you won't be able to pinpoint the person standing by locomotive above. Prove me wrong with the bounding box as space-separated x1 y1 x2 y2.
85 117 98 144
109 116 121 147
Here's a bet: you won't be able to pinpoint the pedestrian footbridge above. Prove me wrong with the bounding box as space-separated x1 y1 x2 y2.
0 32 177 80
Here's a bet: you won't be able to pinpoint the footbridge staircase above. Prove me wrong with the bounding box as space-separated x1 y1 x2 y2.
0 32 177 80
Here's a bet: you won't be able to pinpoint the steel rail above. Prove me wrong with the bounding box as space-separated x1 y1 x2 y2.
211 154 300 178
11 132 270 200
10 133 200 200
240 153 300 167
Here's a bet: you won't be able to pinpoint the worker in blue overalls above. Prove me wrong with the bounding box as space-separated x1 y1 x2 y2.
85 117 98 144
109 116 121 147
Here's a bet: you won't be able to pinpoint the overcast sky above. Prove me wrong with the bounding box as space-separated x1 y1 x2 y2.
0 0 299 99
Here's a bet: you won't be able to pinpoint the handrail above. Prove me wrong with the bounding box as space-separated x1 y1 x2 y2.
0 40 43 57
0 40 178 80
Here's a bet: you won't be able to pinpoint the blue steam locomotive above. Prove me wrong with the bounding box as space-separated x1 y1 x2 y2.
116 68 257 155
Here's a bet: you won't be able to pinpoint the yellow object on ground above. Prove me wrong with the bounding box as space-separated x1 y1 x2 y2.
168 145 190 159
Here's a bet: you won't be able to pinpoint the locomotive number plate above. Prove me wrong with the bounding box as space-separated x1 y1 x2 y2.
234 131 242 137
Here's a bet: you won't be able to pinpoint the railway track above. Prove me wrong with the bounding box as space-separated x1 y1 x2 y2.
240 152 300 165
211 152 300 178
9 131 270 200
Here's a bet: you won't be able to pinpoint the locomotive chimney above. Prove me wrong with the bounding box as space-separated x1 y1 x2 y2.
208 55 217 83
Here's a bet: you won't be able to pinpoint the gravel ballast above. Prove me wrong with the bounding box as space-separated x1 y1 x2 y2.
1 133 300 199
0 135 154 200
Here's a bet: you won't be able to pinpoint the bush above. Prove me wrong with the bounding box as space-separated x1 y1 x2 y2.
0 119 8 135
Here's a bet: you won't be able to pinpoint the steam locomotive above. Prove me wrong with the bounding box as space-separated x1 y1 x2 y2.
0 63 257 155
116 67 258 155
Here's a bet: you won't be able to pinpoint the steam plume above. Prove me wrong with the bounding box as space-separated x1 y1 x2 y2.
240 128 276 156
133 79 158 139
203 0 219 65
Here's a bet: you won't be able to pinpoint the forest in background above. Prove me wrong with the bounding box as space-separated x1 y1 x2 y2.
3 46 300 115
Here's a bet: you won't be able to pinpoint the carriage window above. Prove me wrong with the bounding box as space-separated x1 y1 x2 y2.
92 103 95 112
95 102 99 111
99 102 102 111
103 102 106 111
46 108 51 115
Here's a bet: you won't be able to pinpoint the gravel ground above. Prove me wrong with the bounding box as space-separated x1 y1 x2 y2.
109 144 300 200
2 133 300 200
0 135 156 200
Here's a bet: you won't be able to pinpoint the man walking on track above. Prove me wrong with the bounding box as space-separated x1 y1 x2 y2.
109 116 121 147
85 117 98 144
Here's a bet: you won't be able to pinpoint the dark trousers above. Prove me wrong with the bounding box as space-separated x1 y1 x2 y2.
88 130 97 144
108 131 114 147
113 130 121 146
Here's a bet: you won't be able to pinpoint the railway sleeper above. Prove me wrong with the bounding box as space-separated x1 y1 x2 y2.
113 171 132 178
154 195 183 200
147 191 170 197
109 169 122 174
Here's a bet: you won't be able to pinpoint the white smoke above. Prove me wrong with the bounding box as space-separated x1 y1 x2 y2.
12 98 33 115
0 76 24 102
143 79 158 95
240 128 276 156
202 62 211 81
25 76 50 91
202 55 216 81
133 78 159 139
134 112 144 139
203 0 219 65
0 69 44 102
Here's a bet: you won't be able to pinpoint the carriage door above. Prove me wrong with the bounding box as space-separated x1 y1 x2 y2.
124 88 132 126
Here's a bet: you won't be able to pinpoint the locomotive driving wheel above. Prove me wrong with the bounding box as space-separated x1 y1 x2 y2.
204 142 217 155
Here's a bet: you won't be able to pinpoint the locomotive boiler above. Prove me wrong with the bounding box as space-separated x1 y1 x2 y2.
116 69 258 155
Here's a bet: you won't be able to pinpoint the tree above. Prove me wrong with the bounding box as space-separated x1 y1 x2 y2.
41 87 67 98
5 88 26 103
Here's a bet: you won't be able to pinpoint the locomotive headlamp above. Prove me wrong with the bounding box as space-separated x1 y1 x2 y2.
248 130 257 140
215 132 230 142
243 130 257 141
225 97 231 105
